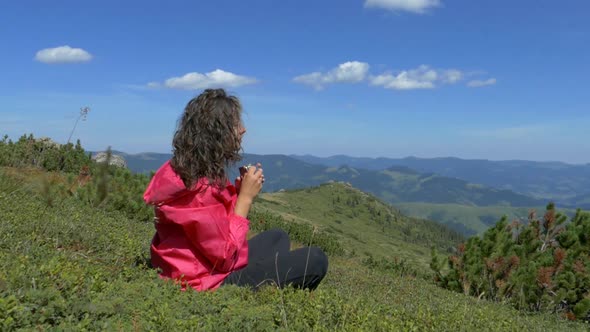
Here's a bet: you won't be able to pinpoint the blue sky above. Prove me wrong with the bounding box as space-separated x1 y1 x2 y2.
1 0 589 163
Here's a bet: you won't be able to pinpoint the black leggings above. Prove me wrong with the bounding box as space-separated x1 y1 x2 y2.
222 229 328 290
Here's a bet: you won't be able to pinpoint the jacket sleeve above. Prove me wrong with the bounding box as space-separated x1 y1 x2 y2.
157 203 250 273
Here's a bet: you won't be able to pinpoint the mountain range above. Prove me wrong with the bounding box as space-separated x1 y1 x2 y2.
292 154 590 207
117 151 589 205
108 151 586 235
114 151 548 205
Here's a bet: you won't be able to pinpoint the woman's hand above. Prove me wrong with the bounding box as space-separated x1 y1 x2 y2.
234 163 264 218
239 163 264 200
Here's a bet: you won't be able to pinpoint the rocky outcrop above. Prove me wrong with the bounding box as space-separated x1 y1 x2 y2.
92 152 127 168
35 137 62 149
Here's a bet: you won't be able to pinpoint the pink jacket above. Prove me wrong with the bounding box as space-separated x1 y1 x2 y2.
143 161 249 291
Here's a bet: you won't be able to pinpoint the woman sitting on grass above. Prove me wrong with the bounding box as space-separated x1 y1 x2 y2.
143 88 328 291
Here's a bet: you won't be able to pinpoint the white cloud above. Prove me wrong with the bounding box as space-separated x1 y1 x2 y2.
442 69 463 83
467 78 497 87
369 65 463 90
293 61 370 90
364 0 441 14
35 45 93 64
159 69 257 90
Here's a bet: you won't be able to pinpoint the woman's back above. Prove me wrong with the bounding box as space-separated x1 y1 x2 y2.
145 160 249 291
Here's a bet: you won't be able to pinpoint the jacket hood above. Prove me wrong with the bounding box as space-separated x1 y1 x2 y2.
144 161 193 205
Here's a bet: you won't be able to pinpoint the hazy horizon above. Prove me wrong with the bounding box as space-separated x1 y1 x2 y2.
72 143 589 166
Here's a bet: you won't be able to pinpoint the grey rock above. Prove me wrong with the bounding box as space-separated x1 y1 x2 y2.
92 152 127 168
36 137 62 149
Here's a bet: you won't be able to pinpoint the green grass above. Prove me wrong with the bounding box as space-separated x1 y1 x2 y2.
1 170 587 330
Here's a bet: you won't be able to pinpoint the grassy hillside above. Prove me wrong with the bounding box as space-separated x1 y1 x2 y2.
255 182 464 272
1 169 587 330
396 202 576 236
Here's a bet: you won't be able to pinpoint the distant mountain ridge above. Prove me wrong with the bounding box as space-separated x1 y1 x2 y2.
100 151 172 174
117 151 548 208
291 154 590 209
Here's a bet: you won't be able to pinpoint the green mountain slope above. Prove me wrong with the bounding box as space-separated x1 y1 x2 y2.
254 182 465 271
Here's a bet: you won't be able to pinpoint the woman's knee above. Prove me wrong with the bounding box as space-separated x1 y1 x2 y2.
308 247 329 275
267 228 289 244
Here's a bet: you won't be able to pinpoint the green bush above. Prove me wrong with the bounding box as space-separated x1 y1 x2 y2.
0 133 90 173
74 156 153 222
432 203 590 320
0 136 154 222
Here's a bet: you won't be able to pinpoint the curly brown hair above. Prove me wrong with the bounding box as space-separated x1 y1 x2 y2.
170 89 243 189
